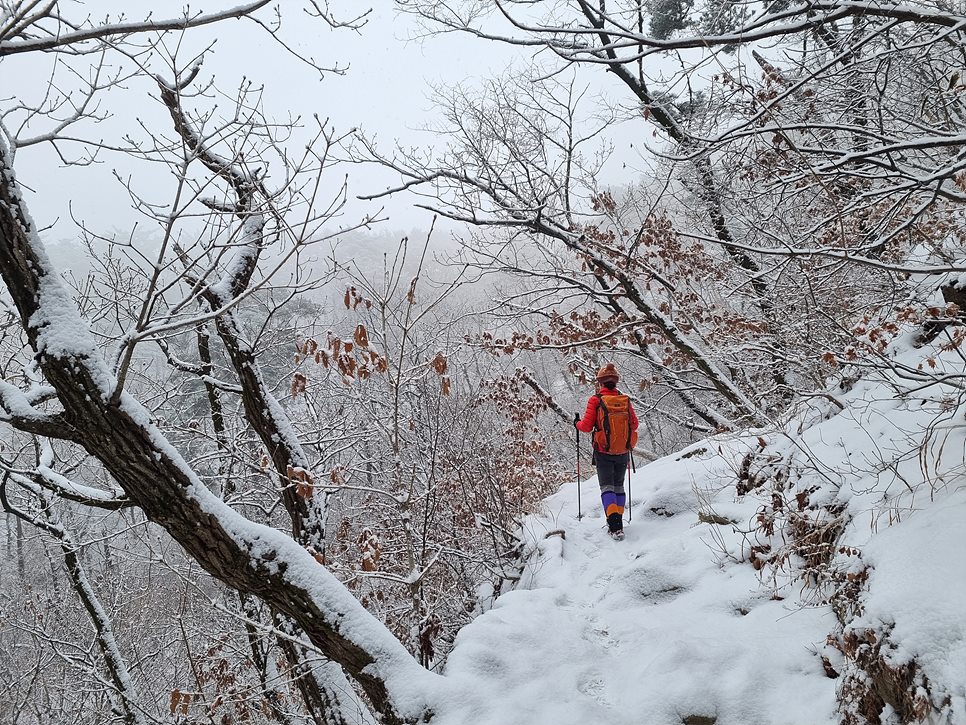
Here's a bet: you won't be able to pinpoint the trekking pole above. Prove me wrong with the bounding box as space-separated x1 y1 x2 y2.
574 413 582 520
626 455 632 522
626 452 637 522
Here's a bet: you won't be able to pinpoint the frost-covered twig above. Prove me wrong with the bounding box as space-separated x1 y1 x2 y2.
0 477 147 725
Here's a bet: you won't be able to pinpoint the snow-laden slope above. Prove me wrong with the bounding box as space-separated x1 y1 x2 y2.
430 330 966 725
432 438 839 725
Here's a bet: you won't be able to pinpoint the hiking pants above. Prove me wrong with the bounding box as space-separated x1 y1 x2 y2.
595 451 628 529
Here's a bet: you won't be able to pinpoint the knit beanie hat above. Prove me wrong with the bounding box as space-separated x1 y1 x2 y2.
595 363 619 383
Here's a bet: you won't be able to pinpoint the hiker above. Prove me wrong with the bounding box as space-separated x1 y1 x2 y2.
574 363 639 540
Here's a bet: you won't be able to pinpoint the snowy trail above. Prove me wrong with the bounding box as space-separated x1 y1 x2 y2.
432 441 839 725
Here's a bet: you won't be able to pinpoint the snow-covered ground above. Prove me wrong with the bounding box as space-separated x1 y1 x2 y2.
433 438 839 725
430 335 966 725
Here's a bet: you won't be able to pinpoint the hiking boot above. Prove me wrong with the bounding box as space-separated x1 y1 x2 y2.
606 512 623 533
609 529 625 541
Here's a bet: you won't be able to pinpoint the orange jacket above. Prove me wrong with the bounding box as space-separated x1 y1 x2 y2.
575 387 639 434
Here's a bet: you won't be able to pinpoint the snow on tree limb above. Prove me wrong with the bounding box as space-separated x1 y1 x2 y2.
0 113 445 725
0 2 274 57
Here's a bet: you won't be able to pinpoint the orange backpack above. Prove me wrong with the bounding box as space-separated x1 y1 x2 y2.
593 394 638 455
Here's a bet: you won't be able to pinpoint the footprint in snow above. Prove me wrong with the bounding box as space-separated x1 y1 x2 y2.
621 565 689 603
577 674 612 709
589 570 614 591
577 528 605 552
580 612 621 650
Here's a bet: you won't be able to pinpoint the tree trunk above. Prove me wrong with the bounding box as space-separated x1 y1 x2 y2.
0 138 433 725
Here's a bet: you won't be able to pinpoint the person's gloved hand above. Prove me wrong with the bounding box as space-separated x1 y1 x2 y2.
573 412 580 428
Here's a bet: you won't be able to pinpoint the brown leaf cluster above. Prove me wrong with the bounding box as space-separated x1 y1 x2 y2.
287 465 315 499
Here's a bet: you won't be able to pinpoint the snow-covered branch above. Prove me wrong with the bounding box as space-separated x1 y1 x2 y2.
0 2 274 56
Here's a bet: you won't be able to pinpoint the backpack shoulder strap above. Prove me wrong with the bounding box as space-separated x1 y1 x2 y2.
595 393 612 450
593 393 605 427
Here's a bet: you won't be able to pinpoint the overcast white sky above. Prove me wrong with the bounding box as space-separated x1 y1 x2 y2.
8 2 645 245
